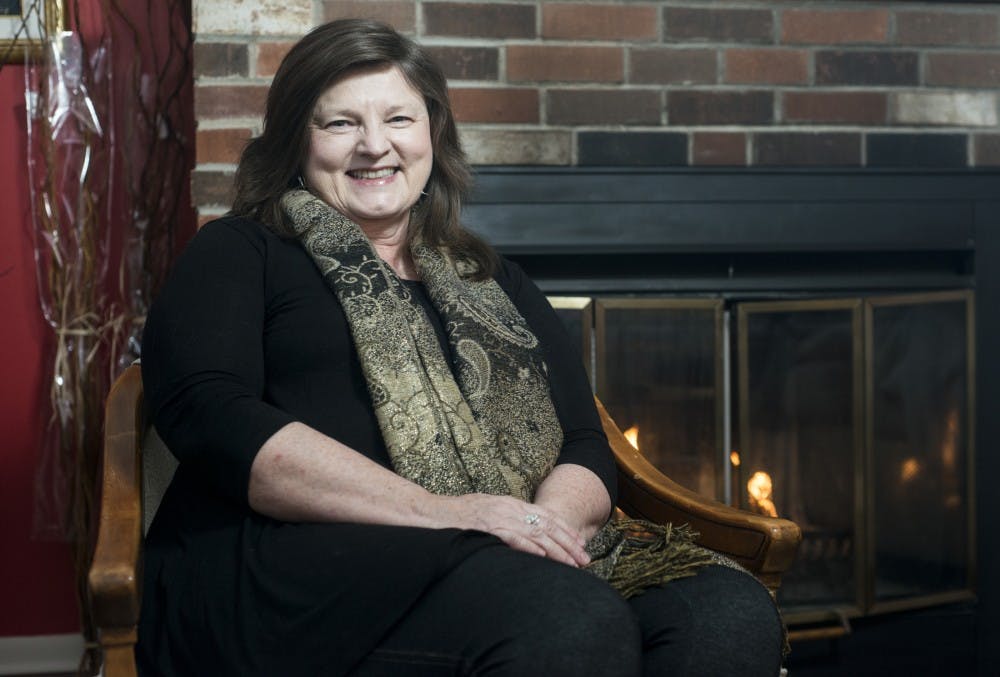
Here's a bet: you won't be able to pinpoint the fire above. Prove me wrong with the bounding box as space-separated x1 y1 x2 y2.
623 426 639 450
747 471 778 517
730 451 741 467
900 458 921 483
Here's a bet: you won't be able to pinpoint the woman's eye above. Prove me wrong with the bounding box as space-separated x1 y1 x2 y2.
388 115 412 125
324 119 352 129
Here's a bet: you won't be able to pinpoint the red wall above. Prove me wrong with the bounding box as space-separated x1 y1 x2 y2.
0 66 80 635
0 1 194 638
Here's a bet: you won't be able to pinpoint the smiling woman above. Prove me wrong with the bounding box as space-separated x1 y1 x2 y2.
138 18 784 677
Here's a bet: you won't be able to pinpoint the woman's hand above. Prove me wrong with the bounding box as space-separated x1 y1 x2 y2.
532 463 613 542
434 493 591 568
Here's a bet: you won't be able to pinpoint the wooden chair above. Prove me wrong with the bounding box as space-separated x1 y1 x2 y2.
89 363 801 677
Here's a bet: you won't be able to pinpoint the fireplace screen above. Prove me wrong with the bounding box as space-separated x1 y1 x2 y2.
738 300 862 613
550 290 975 623
868 292 974 611
595 299 724 500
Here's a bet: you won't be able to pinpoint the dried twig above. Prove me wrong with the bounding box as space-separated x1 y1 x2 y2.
17 1 192 674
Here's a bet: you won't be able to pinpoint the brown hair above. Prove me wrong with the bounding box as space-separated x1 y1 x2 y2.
231 19 496 278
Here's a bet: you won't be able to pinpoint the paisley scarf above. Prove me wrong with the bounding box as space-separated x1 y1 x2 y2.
281 189 717 596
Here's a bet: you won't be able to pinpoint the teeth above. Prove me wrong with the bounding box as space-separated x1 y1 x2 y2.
351 168 395 179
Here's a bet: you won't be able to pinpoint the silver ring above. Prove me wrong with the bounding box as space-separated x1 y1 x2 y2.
525 513 540 526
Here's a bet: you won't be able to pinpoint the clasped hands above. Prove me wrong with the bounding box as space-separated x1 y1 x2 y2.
436 493 591 568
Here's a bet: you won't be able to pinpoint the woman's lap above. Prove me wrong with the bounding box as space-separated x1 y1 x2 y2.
350 548 783 677
140 517 783 677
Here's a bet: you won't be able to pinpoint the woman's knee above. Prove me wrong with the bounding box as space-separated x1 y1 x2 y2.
467 552 642 676
630 565 783 677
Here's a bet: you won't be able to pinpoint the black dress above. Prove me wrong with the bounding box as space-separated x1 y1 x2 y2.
136 216 618 676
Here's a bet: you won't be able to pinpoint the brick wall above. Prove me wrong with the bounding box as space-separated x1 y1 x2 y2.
192 0 1000 220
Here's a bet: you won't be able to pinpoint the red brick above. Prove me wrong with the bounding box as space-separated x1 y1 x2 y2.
664 7 773 43
449 88 539 123
424 3 535 39
507 46 623 83
816 51 918 86
668 91 773 126
783 91 887 125
196 128 254 165
895 11 998 46
692 132 746 166
256 42 295 78
191 170 236 207
577 132 687 165
547 89 660 125
753 133 862 166
424 46 499 80
974 134 1000 166
629 48 716 85
927 53 1000 87
725 49 808 85
323 1 416 33
195 85 269 119
782 10 889 45
543 3 658 41
194 43 248 78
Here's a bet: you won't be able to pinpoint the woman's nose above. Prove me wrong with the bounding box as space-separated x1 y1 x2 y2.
357 124 390 156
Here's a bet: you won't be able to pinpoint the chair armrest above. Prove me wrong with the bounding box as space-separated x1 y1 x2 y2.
88 364 143 633
596 398 801 592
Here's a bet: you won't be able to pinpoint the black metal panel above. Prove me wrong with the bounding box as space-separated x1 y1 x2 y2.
463 167 995 294
464 202 975 253
974 204 1000 677
465 167 999 254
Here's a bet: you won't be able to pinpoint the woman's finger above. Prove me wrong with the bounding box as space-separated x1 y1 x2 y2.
525 515 590 567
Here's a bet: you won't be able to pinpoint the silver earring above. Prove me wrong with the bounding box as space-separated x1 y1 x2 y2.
297 175 306 188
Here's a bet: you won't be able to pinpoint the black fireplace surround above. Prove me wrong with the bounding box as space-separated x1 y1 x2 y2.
464 167 999 676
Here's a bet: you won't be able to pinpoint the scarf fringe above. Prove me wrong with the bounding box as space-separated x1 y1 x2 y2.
590 520 718 599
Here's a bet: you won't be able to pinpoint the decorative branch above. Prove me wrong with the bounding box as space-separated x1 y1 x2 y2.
14 1 193 674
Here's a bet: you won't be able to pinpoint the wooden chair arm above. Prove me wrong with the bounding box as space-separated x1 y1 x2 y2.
88 364 143 675
596 398 801 592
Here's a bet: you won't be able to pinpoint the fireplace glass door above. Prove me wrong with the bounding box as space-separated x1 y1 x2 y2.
595 299 725 500
737 300 864 617
867 291 975 613
547 289 975 626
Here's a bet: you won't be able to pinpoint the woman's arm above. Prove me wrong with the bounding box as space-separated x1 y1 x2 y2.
532 463 612 541
497 258 618 540
249 421 591 567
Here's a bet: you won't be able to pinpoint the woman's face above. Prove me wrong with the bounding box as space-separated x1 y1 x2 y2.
303 64 433 234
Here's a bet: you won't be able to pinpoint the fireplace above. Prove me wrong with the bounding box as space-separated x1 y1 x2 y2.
465 167 993 639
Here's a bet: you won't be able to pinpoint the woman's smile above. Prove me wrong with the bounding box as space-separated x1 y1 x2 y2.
348 167 397 181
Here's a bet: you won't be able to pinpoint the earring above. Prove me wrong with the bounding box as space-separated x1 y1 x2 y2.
297 175 306 188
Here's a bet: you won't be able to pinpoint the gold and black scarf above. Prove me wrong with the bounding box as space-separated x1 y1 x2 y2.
281 188 716 597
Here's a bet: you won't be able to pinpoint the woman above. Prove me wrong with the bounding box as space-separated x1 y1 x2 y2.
138 18 783 676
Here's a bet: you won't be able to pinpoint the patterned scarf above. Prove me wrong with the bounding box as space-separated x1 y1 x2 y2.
281 189 717 597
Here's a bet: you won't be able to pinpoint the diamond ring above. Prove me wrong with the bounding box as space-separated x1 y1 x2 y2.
525 513 541 526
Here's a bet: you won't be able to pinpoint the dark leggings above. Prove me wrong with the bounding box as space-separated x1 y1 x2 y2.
349 547 783 677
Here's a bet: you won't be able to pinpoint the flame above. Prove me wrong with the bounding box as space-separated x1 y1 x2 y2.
900 458 921 483
747 471 778 517
623 426 639 450
942 408 958 468
730 451 741 467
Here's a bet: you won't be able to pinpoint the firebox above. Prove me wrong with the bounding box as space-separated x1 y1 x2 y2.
549 290 975 634
465 167 992 640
